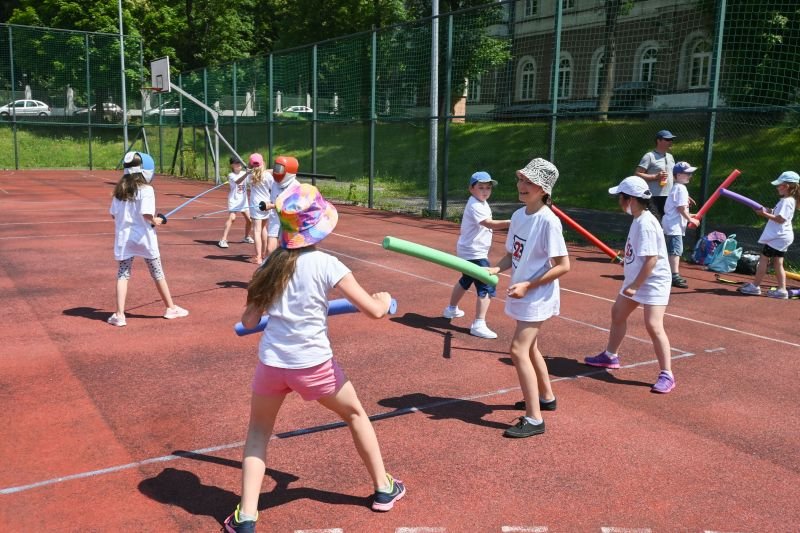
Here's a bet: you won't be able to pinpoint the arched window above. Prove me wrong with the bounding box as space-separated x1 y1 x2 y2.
524 0 537 18
639 47 657 82
590 48 605 97
518 58 536 101
689 40 712 88
467 74 481 102
558 57 572 99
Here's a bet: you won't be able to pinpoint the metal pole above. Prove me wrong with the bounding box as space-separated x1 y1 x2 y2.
548 0 564 162
312 45 318 174
117 0 129 154
8 26 19 170
85 33 93 170
428 0 439 212
369 30 377 209
268 55 274 164
233 62 238 150
441 14 454 220
698 0 728 237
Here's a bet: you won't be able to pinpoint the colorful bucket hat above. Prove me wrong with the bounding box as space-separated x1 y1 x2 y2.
276 183 338 249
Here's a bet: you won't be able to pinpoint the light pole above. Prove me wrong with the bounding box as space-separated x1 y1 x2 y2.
118 0 129 152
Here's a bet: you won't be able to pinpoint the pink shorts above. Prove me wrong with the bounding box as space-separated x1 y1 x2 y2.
251 358 346 401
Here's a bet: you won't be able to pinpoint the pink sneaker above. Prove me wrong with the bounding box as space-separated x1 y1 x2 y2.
651 371 676 394
163 306 189 320
584 351 620 369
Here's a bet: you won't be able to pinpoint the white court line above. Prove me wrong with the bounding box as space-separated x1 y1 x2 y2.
395 528 447 533
601 528 652 533
295 529 344 533
501 526 549 532
0 187 9 194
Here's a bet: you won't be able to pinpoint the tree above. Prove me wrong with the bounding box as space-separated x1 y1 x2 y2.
595 0 634 121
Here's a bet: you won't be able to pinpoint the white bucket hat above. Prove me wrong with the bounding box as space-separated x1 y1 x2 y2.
516 158 559 194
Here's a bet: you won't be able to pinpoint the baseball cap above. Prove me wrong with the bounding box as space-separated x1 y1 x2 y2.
656 129 676 140
123 151 156 183
771 171 800 186
516 158 559 194
673 161 697 175
609 176 652 199
249 153 264 167
469 171 497 187
229 156 242 164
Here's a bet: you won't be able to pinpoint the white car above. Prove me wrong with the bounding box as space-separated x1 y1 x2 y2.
0 99 51 118
282 105 313 113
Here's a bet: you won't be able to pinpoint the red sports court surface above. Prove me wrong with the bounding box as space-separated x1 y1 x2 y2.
1 170 798 532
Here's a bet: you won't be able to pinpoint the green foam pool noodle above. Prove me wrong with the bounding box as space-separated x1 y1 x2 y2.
382 236 499 287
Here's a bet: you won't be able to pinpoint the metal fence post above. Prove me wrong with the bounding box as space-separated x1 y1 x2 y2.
369 31 377 209
429 0 440 213
549 0 564 163
698 0 729 237
233 61 238 151
312 44 318 174
85 33 93 170
268 55 273 164
441 14 454 220
8 26 19 169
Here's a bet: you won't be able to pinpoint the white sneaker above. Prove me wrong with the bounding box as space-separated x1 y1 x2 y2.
218 240 229 248
442 306 465 319
242 236 255 244
107 313 126 327
470 321 497 339
164 306 189 320
738 282 761 295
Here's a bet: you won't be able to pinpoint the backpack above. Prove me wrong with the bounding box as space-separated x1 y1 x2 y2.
706 233 743 273
736 251 760 275
691 231 726 265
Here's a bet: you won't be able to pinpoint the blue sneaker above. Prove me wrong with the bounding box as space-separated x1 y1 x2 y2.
222 505 256 533
584 351 620 369
651 371 676 394
372 473 405 511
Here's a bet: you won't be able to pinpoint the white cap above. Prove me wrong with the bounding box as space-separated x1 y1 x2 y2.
771 171 799 186
609 176 652 199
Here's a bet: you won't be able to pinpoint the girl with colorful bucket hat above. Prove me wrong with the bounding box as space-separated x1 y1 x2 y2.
223 184 404 532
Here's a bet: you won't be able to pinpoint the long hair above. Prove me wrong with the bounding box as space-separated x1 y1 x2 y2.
246 247 305 311
113 153 147 201
620 193 653 211
251 166 265 186
783 183 800 204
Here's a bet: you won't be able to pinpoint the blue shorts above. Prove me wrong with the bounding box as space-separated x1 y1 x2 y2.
458 258 496 298
665 235 683 257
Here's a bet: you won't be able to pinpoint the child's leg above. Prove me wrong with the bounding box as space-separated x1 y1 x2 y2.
474 294 490 321
752 254 770 286
606 294 639 354
643 304 671 372
239 392 286 517
266 236 279 257
668 254 680 275
773 256 786 291
510 320 543 420
243 211 253 239
252 219 265 262
530 337 554 402
144 257 178 309
317 380 389 490
221 212 236 241
114 258 132 315
448 282 467 308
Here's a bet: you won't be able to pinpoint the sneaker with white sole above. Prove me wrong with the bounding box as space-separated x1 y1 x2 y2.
442 306 465 319
469 321 497 339
738 282 761 295
242 236 255 244
651 371 676 394
107 313 126 327
584 351 620 369
164 306 189 320
372 473 405 512
218 240 229 248
766 288 789 299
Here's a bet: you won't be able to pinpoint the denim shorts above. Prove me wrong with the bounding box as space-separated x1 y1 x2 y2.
457 258 496 298
665 235 683 257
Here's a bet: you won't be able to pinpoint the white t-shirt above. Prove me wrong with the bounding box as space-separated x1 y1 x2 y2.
227 170 249 211
110 185 160 261
249 170 274 220
504 206 568 322
622 210 672 306
258 250 351 369
662 183 689 236
759 197 796 252
456 196 494 259
637 150 674 196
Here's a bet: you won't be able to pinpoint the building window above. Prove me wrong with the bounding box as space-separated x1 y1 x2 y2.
519 59 536 101
639 47 657 82
689 40 712 88
558 57 572 99
467 75 481 102
524 0 537 18
592 53 605 97
562 0 576 10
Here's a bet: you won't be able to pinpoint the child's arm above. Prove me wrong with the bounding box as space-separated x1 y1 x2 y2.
677 205 699 227
241 302 264 329
487 252 513 275
232 170 252 185
622 255 657 297
507 255 570 299
480 218 511 230
335 273 392 319
756 207 785 223
143 213 162 226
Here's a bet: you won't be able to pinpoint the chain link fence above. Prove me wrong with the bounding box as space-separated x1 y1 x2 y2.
1 2 799 262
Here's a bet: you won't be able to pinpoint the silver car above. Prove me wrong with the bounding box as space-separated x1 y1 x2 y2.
0 99 52 118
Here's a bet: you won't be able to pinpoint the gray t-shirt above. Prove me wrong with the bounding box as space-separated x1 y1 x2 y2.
637 150 674 197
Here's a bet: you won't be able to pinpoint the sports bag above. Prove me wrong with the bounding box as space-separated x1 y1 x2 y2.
707 233 743 273
691 230 726 265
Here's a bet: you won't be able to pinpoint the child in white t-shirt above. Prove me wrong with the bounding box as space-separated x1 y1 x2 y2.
585 176 675 394
218 157 253 248
661 161 699 288
223 184 404 532
107 152 188 327
487 158 570 438
443 171 510 338
247 153 277 264
738 171 799 299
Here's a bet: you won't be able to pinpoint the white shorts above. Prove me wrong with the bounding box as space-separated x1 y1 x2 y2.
228 195 248 212
267 211 280 237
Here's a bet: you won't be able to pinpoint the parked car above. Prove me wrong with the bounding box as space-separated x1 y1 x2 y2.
74 103 124 121
0 99 51 118
146 101 183 117
282 105 313 113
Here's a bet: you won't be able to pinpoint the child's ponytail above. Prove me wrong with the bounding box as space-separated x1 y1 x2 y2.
247 247 304 311
786 183 800 204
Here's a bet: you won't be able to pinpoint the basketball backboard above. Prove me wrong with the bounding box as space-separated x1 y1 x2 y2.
150 57 171 93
